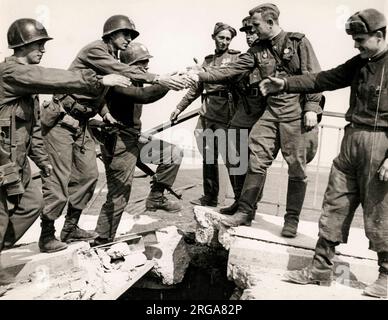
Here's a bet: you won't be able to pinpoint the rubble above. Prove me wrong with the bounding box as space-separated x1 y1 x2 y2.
147 226 190 286
193 206 235 249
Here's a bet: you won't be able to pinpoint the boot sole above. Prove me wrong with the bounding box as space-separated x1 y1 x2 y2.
62 236 98 244
146 207 182 213
281 232 297 238
363 289 387 299
39 245 68 253
189 201 218 207
284 275 331 287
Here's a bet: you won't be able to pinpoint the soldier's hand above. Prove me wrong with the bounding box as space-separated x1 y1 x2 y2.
156 74 187 91
102 74 132 88
304 111 318 130
170 109 182 122
378 159 388 181
103 112 117 125
259 76 285 96
41 164 53 178
185 57 203 74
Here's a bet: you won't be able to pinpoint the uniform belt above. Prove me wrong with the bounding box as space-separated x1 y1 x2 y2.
349 123 388 131
204 91 230 98
248 87 261 97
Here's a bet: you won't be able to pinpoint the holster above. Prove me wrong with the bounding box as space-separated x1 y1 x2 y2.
53 94 97 121
40 98 66 132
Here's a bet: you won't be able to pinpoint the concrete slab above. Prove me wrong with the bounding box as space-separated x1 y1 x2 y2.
231 214 375 260
1 242 89 282
239 267 379 300
223 213 381 299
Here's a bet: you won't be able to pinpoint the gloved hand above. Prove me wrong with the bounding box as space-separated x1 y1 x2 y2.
40 164 53 178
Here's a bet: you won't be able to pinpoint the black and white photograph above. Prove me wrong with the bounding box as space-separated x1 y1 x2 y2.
0 0 387 307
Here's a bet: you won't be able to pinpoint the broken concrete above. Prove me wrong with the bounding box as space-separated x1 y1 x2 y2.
193 206 234 249
225 213 382 299
146 226 190 286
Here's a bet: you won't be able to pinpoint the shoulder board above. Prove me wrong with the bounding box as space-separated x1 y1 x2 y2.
288 32 305 41
228 49 241 54
204 54 214 60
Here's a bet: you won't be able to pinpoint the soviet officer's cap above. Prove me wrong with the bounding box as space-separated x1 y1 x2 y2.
240 16 253 32
249 3 280 18
345 8 387 35
212 22 237 38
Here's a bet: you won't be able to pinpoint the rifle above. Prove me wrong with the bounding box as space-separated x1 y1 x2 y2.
89 119 184 200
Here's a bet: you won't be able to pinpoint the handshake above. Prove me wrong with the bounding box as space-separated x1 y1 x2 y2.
154 59 204 91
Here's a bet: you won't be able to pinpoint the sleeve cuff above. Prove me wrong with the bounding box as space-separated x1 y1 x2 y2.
304 101 322 113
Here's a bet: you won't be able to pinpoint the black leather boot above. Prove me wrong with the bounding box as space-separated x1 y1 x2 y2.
281 178 308 238
146 182 182 212
220 172 266 227
60 205 98 243
364 252 388 298
284 237 336 286
39 217 68 253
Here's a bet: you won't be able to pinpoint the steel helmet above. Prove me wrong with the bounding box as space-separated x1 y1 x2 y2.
7 18 53 49
120 42 153 65
102 15 139 40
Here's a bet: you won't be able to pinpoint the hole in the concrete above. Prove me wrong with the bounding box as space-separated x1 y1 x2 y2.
119 244 237 300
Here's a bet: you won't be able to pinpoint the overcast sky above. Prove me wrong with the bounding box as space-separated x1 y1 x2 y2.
1 0 387 156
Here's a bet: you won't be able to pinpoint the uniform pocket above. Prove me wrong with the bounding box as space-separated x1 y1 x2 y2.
41 100 64 128
367 85 388 112
258 61 276 78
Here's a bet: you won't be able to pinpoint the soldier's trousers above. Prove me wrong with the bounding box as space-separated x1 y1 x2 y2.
41 123 98 220
225 126 250 200
194 117 230 200
95 133 182 240
319 125 388 252
248 118 318 178
0 177 43 252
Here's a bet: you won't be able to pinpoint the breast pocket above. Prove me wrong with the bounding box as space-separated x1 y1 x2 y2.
258 61 276 79
368 85 388 112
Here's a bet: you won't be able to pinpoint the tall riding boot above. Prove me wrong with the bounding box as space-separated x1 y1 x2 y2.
364 252 388 298
146 182 182 212
221 172 266 227
190 163 219 206
284 237 336 286
39 217 68 253
220 173 246 215
60 205 98 243
281 178 308 238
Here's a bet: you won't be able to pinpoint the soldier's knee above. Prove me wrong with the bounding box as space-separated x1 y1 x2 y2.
171 145 184 164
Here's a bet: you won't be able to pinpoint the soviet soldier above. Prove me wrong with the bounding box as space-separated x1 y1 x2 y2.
93 43 184 245
188 4 322 237
40 15 189 253
0 18 129 283
170 22 240 207
219 16 266 216
260 8 388 299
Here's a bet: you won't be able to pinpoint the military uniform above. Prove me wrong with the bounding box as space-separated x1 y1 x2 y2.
274 8 388 298
284 48 388 271
41 39 158 242
94 83 183 241
177 49 241 204
0 56 103 252
198 30 322 230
